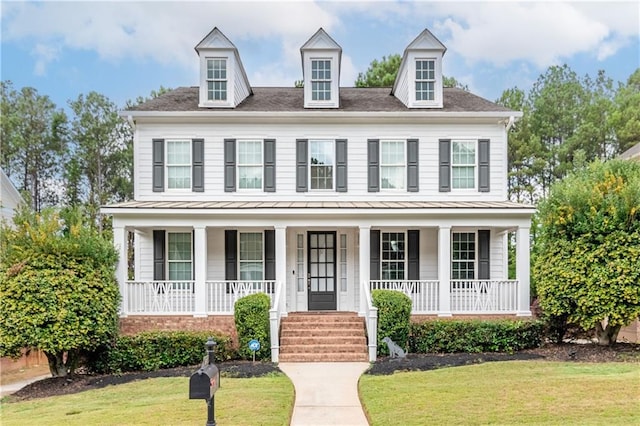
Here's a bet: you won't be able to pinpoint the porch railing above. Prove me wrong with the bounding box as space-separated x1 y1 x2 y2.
450 280 518 313
124 281 195 314
206 281 276 314
269 281 286 363
360 280 378 362
370 280 440 314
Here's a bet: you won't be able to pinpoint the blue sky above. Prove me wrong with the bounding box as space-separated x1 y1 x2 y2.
2 1 639 110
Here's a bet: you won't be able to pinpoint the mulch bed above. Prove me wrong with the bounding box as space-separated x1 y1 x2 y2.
8 343 639 402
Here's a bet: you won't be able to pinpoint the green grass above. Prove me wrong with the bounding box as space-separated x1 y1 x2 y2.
2 374 294 426
359 361 640 425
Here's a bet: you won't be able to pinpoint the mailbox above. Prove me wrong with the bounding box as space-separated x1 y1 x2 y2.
189 363 219 399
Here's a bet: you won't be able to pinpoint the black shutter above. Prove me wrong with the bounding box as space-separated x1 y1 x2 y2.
296 139 308 192
152 139 164 192
264 230 275 280
478 230 490 280
225 230 237 280
408 230 420 280
335 139 348 192
264 139 276 192
407 139 419 192
224 139 236 192
478 139 490 192
370 230 381 280
439 139 451 192
153 230 166 281
192 138 204 192
368 139 379 192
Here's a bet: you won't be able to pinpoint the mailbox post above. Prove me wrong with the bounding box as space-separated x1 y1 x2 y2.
189 338 220 426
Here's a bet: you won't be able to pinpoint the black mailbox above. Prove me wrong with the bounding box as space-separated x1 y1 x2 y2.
189 363 219 399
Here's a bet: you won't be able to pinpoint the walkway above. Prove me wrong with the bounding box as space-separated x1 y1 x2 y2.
0 374 50 397
279 362 370 426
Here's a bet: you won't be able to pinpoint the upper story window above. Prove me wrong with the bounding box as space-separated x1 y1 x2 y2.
207 58 227 101
452 140 476 189
382 232 405 280
238 140 262 190
415 59 435 101
310 140 334 190
452 232 475 280
166 140 191 189
311 60 332 101
168 232 193 281
239 232 263 281
380 140 405 190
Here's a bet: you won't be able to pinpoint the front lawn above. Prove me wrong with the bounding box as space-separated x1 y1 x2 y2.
2 374 294 426
360 361 640 425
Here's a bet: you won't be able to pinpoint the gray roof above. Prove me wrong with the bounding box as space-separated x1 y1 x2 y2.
128 87 513 113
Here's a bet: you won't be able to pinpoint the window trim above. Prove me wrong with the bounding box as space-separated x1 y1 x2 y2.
415 58 436 102
451 231 476 281
236 139 264 191
238 231 264 282
380 231 406 281
167 231 193 282
310 58 332 102
206 57 228 102
380 139 406 191
308 139 335 191
165 139 192 191
451 139 478 191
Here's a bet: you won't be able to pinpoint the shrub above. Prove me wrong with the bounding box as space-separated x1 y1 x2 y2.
234 293 271 360
372 290 412 356
90 331 235 374
409 320 544 354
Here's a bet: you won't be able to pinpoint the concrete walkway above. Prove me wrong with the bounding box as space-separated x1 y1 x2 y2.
279 362 370 426
0 374 50 397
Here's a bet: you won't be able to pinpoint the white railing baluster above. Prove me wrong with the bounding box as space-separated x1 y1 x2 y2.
369 280 440 314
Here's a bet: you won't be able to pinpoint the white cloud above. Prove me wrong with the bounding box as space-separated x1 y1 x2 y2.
32 43 60 76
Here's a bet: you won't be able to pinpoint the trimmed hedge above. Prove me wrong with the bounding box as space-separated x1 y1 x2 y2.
234 293 271 360
409 320 544 354
372 289 412 356
90 331 235 374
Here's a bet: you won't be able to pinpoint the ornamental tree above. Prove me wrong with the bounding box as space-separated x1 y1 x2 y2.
533 159 640 345
0 207 120 376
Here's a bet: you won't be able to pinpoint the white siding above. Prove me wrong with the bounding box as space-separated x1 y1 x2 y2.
135 122 508 202
207 228 225 281
138 230 153 281
233 61 251 107
490 231 506 280
420 228 438 280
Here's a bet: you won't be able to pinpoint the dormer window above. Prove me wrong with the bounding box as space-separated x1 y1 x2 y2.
311 60 332 101
415 59 435 101
207 58 227 101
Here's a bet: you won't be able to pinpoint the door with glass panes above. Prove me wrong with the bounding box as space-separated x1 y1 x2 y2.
307 231 336 310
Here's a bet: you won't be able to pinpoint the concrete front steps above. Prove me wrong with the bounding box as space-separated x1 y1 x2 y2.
279 312 368 362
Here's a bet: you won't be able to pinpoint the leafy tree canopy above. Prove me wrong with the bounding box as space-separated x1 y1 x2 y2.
533 159 640 345
0 206 120 376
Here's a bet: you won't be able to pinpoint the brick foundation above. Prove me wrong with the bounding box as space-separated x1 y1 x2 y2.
411 314 525 323
119 315 238 345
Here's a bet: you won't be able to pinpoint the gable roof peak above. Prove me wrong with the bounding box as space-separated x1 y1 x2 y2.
194 27 237 52
406 28 447 54
300 28 342 52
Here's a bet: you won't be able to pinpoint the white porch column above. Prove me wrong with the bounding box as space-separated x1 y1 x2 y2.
516 226 532 316
275 225 287 313
113 226 128 317
193 225 207 317
438 226 452 316
358 226 371 315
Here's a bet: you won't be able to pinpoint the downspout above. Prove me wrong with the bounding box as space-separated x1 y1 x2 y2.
127 115 136 130
505 115 515 132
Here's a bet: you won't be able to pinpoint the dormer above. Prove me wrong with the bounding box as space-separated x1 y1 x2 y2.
300 28 342 109
392 29 446 109
195 27 252 108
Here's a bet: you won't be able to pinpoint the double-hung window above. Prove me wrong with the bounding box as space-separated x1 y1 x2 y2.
415 59 435 101
452 232 475 280
207 58 227 101
380 140 405 190
381 232 405 280
168 232 192 281
452 140 476 189
238 140 262 189
311 59 331 101
310 140 334 190
239 232 263 281
166 140 191 189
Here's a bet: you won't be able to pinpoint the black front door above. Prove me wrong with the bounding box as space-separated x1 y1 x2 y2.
307 231 337 310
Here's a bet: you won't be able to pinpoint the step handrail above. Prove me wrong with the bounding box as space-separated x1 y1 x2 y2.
360 280 378 362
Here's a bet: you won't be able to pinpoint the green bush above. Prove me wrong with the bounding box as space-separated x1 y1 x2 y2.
90 331 235 374
234 293 271 360
372 290 412 356
409 320 544 354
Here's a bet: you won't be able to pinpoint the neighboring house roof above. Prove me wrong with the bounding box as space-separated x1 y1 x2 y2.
620 143 640 161
0 167 24 223
127 86 514 113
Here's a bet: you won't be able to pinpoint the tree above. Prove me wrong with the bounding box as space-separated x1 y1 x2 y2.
0 207 120 376
533 159 640 345
0 82 68 211
355 54 401 87
610 68 640 153
443 75 469 91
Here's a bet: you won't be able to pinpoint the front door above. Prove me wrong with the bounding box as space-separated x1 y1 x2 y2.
307 231 337 310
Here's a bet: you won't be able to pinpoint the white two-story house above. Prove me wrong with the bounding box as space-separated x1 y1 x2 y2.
103 27 534 361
